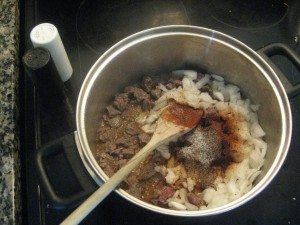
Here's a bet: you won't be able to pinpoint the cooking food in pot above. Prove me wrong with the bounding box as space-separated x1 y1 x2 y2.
96 70 267 211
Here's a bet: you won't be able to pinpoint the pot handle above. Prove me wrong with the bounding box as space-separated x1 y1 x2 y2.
257 43 300 98
35 132 98 209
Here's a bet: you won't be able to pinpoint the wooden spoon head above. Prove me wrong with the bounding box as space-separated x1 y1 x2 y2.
153 103 204 142
161 102 204 128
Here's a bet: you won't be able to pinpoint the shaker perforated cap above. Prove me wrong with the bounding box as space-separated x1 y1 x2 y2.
22 47 66 102
30 23 58 44
23 47 51 70
30 23 73 82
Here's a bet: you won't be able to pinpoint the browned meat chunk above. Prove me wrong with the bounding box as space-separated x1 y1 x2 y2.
107 115 122 128
106 105 121 117
113 93 129 111
152 151 167 164
200 83 213 95
150 88 162 100
138 133 151 146
142 76 154 93
122 107 142 121
116 136 138 147
137 161 156 181
125 86 150 102
117 159 128 169
142 99 154 111
187 192 203 206
125 123 142 136
98 128 116 142
158 186 175 203
165 78 182 89
104 142 117 153
99 153 118 176
125 174 143 199
122 146 138 159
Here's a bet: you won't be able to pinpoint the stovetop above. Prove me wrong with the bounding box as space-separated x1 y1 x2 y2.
22 0 300 224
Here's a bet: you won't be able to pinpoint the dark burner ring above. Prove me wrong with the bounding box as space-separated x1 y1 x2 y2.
211 0 289 29
76 0 190 54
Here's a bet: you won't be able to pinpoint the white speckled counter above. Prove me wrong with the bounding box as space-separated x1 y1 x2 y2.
0 0 21 224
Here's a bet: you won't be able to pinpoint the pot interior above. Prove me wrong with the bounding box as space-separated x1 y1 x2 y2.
77 26 290 214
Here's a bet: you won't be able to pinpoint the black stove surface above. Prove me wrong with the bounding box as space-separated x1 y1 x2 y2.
22 0 300 224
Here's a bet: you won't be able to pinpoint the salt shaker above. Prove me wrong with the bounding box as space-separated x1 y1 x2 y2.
30 23 73 82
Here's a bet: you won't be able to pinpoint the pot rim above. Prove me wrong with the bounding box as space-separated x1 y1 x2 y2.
76 25 292 216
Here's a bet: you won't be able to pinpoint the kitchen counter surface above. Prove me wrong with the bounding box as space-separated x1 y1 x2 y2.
0 0 21 224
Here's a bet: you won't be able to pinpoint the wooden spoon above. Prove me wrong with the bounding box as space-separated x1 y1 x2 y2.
60 103 203 225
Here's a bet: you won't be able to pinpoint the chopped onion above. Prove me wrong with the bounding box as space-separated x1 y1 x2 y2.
168 201 187 210
211 74 225 81
195 74 211 89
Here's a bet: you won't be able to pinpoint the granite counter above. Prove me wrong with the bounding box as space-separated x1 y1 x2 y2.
0 0 21 224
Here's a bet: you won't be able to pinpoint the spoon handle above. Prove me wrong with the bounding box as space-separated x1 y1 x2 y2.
60 138 158 225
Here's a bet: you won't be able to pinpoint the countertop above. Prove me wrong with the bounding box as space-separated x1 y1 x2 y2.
0 0 21 224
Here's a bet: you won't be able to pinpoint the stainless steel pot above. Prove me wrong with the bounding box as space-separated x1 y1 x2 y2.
37 25 299 216
74 25 293 216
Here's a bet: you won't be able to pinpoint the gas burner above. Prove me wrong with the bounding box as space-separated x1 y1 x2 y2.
76 0 189 54
211 0 289 29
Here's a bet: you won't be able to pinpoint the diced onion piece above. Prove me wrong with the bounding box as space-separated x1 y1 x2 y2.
157 146 171 159
182 77 200 94
165 168 179 184
184 70 198 80
195 74 211 89
172 70 198 80
158 83 168 92
179 188 188 202
227 181 239 195
199 92 216 104
187 177 196 192
185 202 199 211
226 84 240 96
211 74 224 81
251 122 266 138
213 91 224 101
168 201 187 210
251 104 260 111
